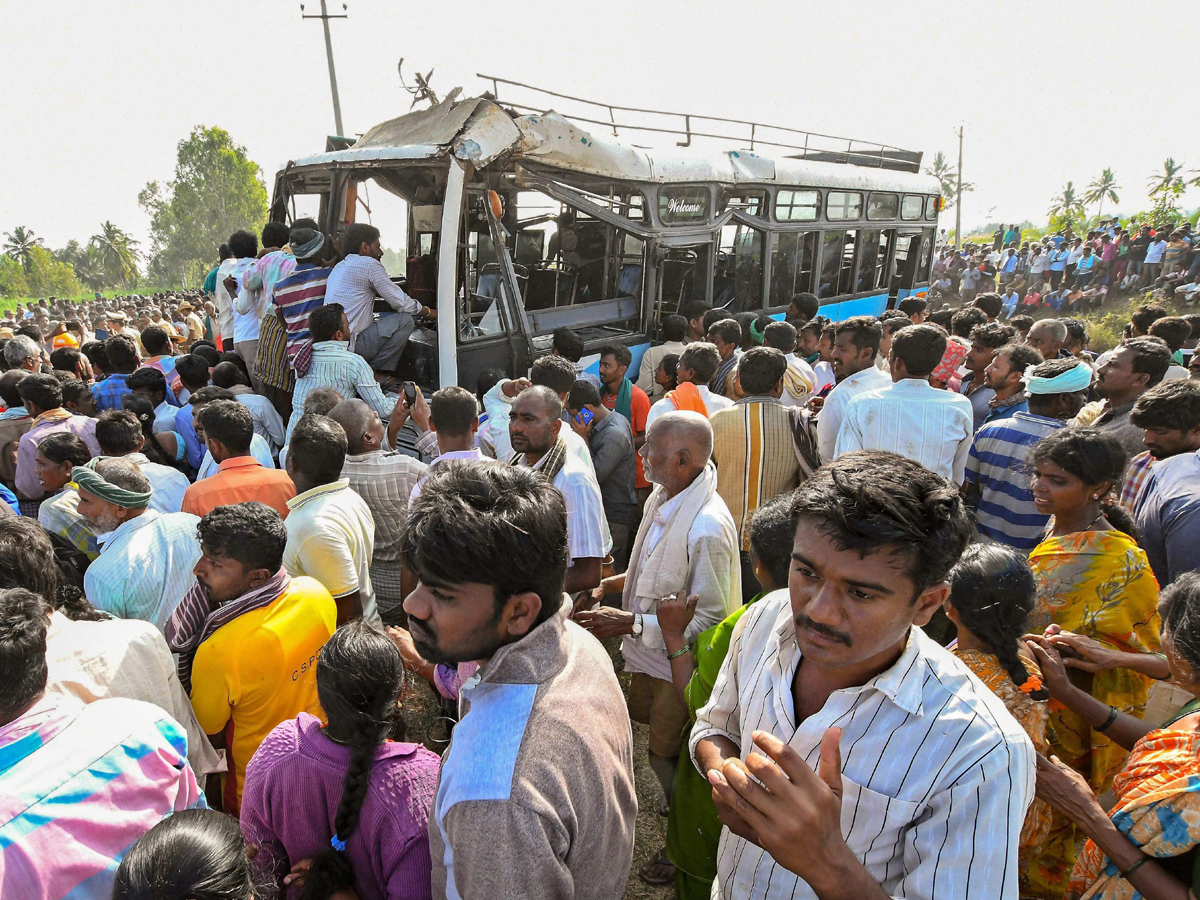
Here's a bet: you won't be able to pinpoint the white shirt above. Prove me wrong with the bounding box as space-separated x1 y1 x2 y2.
227 386 286 452
692 592 1035 900
197 433 276 480
835 378 974 482
85 510 202 633
231 266 269 343
324 254 422 343
481 381 597 474
151 401 177 436
124 452 188 514
645 384 733 430
549 450 611 563
815 365 891 462
410 447 490 503
812 360 835 393
780 353 818 408
1146 240 1167 264
636 340 688 399
214 258 253 341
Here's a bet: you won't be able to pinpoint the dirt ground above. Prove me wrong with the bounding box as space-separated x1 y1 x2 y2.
400 634 676 900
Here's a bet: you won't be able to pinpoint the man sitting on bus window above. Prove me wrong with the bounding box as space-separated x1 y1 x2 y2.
323 223 436 378
647 344 733 429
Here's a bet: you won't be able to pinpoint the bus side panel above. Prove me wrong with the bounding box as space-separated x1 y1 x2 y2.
896 286 930 301
819 293 889 322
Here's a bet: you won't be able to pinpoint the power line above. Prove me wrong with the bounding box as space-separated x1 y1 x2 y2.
300 0 348 136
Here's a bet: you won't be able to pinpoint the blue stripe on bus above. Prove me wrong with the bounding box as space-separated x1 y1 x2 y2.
818 294 888 321
896 286 930 301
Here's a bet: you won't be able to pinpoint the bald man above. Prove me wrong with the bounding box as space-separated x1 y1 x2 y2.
574 411 740 835
330 398 427 624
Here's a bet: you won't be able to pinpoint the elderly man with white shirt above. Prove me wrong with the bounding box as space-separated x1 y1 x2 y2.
835 323 974 482
815 316 890 461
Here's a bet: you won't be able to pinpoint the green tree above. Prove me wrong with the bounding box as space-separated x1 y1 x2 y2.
3 226 44 273
1048 182 1086 224
24 246 80 297
1084 168 1120 218
73 246 108 292
924 151 973 211
139 126 268 287
55 239 86 269
90 221 140 286
1148 158 1185 198
0 256 30 298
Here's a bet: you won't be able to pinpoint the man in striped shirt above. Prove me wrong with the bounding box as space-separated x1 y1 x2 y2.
271 226 332 370
963 357 1091 550
693 452 1034 900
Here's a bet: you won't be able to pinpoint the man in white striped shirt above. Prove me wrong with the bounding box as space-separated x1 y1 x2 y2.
692 452 1035 900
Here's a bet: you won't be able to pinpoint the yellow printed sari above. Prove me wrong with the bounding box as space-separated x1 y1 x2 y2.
1025 529 1162 898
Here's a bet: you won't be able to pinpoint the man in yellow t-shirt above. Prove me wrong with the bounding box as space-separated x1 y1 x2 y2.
166 501 336 816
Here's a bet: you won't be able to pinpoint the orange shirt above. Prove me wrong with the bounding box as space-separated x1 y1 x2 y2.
602 381 651 489
181 456 296 519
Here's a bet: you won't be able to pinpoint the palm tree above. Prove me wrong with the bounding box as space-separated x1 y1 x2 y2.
1048 181 1084 219
3 226 44 273
73 246 108 292
924 151 973 210
1083 168 1120 218
1148 158 1185 197
90 221 140 286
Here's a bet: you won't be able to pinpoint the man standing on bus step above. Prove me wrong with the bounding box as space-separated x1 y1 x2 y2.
597 344 651 505
323 223 436 378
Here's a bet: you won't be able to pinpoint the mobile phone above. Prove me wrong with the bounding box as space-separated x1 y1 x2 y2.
403 382 416 405
575 407 594 426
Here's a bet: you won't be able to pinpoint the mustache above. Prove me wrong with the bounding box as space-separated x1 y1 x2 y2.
797 615 852 646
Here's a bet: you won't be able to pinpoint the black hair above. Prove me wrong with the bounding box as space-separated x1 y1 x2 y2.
289 414 348 485
950 307 988 337
309 303 346 344
104 334 139 372
17 373 62 412
261 221 291 249
211 361 249 389
567 379 602 410
49 347 81 373
748 492 796 590
218 352 252 386
140 325 171 356
658 353 679 386
476 368 505 403
228 229 258 259
400 462 569 626
303 387 344 417
188 385 236 408
120 394 178 469
197 400 254 456
192 344 221 368
678 343 720 383
948 545 1049 700
1131 303 1168 334
429 386 478 437
897 296 928 316
787 292 820 322
95 410 145 456
112 808 256 900
708 318 742 345
175 354 210 392
551 327 584 362
789 451 972 595
971 292 1004 319
0 371 27 408
37 431 92 467
529 354 578 396
879 309 909 323
196 502 287 573
1148 316 1193 353
1131 380 1200 432
733 311 757 345
998 342 1043 372
1031 428 1136 535
1159 573 1200 677
738 347 788 394
300 621 405 900
218 242 231 261
16 324 42 343
344 223 381 256
890 323 947 378
1063 319 1090 347
599 343 633 370
833 316 882 357
968 321 1017 351
127 366 168 400
661 314 688 342
1120 336 1173 388
763 321 798 353
927 309 953 331
680 300 712 324
0 588 49 720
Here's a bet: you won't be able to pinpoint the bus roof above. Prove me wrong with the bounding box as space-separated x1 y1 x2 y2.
285 96 943 197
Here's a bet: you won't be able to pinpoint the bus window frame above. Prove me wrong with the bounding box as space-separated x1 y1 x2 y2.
774 188 822 223
826 191 863 222
866 193 899 221
901 195 923 221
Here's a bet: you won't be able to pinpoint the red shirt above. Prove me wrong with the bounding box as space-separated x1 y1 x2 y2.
601 382 650 489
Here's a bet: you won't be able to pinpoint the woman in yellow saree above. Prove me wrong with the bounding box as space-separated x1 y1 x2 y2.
1024 429 1165 897
1030 572 1200 900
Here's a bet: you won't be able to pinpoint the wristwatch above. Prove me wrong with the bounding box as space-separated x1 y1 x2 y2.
631 613 643 636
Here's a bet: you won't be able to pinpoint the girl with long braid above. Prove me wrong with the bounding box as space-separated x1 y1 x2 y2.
241 621 439 900
944 544 1051 882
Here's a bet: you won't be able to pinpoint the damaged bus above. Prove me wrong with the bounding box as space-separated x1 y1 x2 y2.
269 79 942 390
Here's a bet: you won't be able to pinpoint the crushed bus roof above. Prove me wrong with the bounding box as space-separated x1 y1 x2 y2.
285 96 942 196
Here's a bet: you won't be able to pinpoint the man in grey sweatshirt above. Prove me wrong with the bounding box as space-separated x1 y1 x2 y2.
398 461 637 900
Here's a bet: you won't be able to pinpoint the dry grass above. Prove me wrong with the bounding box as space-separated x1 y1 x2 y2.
399 635 677 900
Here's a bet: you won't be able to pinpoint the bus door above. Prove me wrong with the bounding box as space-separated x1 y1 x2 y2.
716 191 769 313
890 230 923 302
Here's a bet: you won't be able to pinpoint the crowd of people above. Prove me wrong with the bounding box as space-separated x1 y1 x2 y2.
929 218 1200 317
1 214 1200 900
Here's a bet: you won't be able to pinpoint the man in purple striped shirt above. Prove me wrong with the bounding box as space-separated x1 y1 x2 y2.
272 225 332 373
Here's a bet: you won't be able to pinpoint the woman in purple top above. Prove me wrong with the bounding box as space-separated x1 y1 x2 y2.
241 621 440 900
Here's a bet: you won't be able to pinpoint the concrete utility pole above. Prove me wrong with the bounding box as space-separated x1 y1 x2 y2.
301 0 347 136
954 124 964 251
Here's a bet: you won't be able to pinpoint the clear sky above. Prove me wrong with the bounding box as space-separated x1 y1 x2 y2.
3 0 1198 253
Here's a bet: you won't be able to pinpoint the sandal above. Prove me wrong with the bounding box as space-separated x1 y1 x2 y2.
637 848 676 885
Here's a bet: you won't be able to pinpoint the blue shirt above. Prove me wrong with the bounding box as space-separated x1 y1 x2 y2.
175 405 206 471
965 413 1065 550
92 373 133 412
983 396 1028 425
1134 449 1200 587
0 483 18 516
